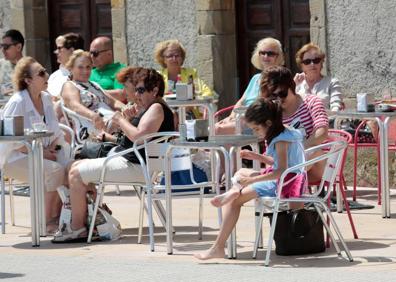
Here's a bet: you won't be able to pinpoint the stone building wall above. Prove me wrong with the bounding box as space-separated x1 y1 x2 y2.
325 0 396 101
125 0 197 69
0 0 11 58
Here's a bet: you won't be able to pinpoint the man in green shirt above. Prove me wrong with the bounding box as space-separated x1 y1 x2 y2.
89 36 126 102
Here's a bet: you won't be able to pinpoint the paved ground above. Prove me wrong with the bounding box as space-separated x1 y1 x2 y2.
1 186 396 282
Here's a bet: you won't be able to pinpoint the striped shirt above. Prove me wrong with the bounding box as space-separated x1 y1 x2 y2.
283 94 328 139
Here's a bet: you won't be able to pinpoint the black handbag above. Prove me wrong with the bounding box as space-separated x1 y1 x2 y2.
75 141 118 159
268 209 325 256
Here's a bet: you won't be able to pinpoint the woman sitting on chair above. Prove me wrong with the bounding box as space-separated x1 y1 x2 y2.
0 57 68 234
215 37 284 135
60 50 125 133
53 67 175 242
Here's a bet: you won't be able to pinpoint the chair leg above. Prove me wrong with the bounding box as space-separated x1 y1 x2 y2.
317 203 353 261
87 183 105 243
115 185 121 196
376 144 381 205
137 188 145 244
337 182 359 239
9 179 15 226
252 205 265 259
146 189 155 252
315 204 341 255
264 207 280 266
198 187 204 240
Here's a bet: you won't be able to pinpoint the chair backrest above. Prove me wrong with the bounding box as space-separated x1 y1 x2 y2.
60 102 94 144
214 105 234 120
314 140 347 199
327 129 352 178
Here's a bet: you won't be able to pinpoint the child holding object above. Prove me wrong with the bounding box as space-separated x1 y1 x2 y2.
195 98 306 260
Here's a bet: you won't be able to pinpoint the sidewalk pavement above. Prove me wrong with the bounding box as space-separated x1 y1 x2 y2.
1 186 396 282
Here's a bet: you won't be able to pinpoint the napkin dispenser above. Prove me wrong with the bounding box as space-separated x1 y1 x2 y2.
176 83 193 100
3 116 24 136
185 119 209 141
356 93 374 112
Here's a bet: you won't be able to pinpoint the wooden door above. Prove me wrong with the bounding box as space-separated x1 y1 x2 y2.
236 0 310 96
47 0 112 71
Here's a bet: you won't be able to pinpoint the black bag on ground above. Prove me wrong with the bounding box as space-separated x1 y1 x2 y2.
75 141 118 159
268 209 325 255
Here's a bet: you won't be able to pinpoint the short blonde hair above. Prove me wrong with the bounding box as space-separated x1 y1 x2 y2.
154 39 186 68
65 49 91 71
12 56 36 91
295 42 325 69
251 37 284 70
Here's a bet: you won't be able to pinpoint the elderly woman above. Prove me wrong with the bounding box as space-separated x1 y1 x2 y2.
215 37 284 135
0 57 67 233
294 42 344 112
60 49 125 133
47 33 84 99
53 68 174 242
154 39 213 118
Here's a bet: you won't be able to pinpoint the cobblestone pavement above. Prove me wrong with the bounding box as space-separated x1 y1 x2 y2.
1 186 396 282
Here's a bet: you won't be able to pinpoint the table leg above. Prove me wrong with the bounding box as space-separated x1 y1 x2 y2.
165 148 173 254
383 117 391 218
25 143 39 246
34 140 46 236
1 170 5 234
376 118 388 218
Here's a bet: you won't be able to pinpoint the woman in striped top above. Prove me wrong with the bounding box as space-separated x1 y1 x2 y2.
260 66 329 182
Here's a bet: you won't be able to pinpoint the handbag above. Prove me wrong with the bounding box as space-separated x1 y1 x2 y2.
75 141 118 159
268 209 325 255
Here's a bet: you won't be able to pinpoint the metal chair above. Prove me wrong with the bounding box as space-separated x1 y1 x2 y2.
253 140 353 266
87 132 214 251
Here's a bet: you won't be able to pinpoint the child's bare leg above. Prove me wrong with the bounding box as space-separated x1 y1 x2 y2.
195 186 258 260
211 168 258 207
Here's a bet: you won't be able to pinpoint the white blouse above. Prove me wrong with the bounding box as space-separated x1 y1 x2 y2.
0 89 62 165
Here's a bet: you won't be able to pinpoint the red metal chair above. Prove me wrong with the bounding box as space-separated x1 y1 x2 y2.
214 105 235 121
350 120 396 204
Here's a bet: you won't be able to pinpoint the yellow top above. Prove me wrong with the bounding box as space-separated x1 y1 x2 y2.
158 67 214 98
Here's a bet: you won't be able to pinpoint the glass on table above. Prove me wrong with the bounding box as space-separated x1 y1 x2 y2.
30 116 47 132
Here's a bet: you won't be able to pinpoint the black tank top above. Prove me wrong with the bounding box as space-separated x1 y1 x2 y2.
115 101 174 163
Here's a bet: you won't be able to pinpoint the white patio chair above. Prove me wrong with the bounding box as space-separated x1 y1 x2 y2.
252 140 353 266
87 132 214 252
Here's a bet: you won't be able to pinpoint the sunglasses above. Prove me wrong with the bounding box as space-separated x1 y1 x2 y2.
55 46 65 51
89 49 110 58
272 89 289 100
259 51 278 57
135 86 146 95
301 57 322 65
164 54 181 59
37 69 47 77
0 43 18 51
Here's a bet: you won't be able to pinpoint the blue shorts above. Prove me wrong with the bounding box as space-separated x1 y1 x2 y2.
252 180 277 197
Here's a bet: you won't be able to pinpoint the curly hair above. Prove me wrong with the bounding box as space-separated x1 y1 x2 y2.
12 56 36 91
251 37 284 70
65 49 92 71
129 67 165 97
116 66 138 84
154 39 186 68
295 42 325 69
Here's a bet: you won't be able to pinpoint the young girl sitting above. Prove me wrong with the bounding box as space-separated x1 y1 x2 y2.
195 98 306 260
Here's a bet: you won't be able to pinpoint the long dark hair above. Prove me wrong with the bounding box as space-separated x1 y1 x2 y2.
245 98 285 144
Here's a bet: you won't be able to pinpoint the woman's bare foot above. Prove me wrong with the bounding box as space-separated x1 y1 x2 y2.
210 189 240 207
194 247 225 260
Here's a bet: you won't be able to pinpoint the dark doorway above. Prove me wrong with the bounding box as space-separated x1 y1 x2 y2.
236 0 310 96
47 0 112 71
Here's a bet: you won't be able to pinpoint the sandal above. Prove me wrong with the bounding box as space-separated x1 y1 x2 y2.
46 217 59 236
51 227 88 244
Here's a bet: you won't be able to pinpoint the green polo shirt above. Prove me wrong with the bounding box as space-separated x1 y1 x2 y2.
90 62 125 90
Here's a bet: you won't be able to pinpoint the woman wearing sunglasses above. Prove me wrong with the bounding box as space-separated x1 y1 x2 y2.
215 37 284 135
53 68 175 242
0 57 69 234
60 50 125 134
262 66 329 182
294 43 344 112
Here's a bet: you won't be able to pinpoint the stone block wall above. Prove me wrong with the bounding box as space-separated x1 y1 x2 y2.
0 0 11 58
325 0 396 101
125 0 197 69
